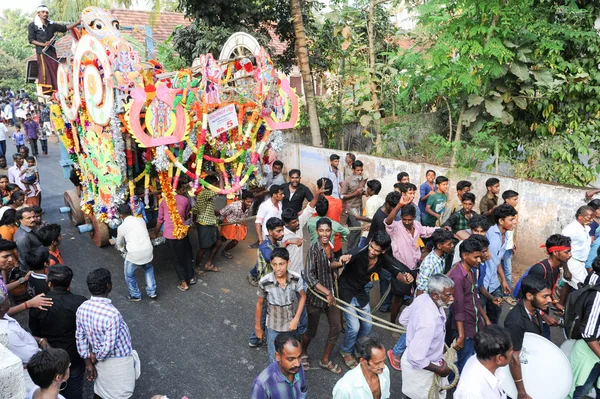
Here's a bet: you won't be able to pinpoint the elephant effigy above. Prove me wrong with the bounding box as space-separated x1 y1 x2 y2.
51 7 300 244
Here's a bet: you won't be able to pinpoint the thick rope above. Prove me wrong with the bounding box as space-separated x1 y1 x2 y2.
307 286 404 333
428 345 460 399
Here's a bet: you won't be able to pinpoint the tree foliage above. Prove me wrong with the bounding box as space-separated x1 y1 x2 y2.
394 0 600 185
0 9 36 93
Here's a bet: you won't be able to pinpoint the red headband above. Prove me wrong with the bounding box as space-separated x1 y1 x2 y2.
540 244 571 253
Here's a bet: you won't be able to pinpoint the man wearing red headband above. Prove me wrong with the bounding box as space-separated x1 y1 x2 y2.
529 234 572 310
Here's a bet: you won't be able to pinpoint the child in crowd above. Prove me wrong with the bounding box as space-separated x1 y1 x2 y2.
423 176 449 227
20 156 39 195
12 124 25 151
38 223 64 266
26 246 51 296
480 177 500 225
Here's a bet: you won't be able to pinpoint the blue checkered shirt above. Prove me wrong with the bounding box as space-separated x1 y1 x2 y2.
416 251 446 293
76 297 133 361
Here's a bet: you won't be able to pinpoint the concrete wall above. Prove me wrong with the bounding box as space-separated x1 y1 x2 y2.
280 144 591 270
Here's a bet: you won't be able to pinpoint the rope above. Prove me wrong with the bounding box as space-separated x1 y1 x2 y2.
370 281 392 314
307 286 461 395
306 285 404 333
428 345 460 399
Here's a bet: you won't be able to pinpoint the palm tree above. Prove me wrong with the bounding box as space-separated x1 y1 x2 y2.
289 0 322 147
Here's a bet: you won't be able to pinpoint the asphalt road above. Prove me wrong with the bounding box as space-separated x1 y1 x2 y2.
13 139 566 399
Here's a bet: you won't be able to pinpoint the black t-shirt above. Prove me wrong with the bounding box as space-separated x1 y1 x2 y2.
365 208 387 244
338 246 400 307
29 290 88 366
28 21 67 54
503 300 543 351
580 290 600 342
528 260 560 293
282 183 313 214
28 273 49 296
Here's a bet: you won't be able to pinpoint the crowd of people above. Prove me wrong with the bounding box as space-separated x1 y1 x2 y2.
4 143 600 399
1 90 52 160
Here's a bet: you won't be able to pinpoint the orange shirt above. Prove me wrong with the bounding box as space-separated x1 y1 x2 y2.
325 196 344 252
49 249 64 266
0 225 17 241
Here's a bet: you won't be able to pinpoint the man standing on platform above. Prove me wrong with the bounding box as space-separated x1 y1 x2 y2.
28 5 80 95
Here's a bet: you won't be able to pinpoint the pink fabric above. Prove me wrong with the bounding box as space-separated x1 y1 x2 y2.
157 194 190 240
385 220 436 269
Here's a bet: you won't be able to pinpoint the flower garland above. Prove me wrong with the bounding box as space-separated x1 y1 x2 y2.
158 171 189 239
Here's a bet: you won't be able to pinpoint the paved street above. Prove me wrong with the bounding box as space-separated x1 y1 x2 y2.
17 140 405 398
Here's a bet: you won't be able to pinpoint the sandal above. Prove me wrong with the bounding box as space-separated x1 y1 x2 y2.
503 297 517 306
195 268 206 276
319 360 342 374
300 355 310 371
340 351 358 369
205 264 221 272
177 284 188 292
189 278 197 285
221 251 234 259
387 350 402 371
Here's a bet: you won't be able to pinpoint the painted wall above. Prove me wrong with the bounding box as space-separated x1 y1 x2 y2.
280 144 591 271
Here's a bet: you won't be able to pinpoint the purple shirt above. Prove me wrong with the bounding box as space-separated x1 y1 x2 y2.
447 262 485 339
23 120 39 139
157 194 190 240
400 293 446 369
251 361 307 399
385 220 436 269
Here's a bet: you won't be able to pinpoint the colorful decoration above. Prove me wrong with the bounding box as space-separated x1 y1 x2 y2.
53 7 300 234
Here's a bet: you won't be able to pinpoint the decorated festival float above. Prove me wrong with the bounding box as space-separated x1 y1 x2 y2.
52 7 299 246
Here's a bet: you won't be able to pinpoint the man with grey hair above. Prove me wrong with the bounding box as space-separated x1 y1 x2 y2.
398 274 455 399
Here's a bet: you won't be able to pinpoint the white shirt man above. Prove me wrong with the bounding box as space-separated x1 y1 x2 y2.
282 204 315 275
562 208 592 288
116 215 153 265
256 194 283 239
454 355 507 399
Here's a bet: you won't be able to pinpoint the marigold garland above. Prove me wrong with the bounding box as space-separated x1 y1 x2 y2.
158 171 189 239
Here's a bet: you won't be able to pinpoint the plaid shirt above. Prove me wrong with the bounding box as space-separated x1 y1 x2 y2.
305 241 336 308
442 209 479 234
220 200 250 224
416 251 446 293
75 297 133 361
258 271 304 332
257 238 277 278
193 189 217 226
251 360 307 399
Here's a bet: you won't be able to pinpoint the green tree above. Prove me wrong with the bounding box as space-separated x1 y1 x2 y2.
0 9 32 61
395 0 600 185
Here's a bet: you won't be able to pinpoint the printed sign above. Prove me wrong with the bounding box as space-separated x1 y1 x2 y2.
207 104 238 137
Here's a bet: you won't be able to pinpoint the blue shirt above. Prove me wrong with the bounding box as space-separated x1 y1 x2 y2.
250 361 307 399
586 238 600 270
418 181 437 215
479 225 507 292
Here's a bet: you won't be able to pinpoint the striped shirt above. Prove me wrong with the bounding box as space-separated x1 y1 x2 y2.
305 241 336 308
582 291 600 340
258 271 304 332
75 297 133 361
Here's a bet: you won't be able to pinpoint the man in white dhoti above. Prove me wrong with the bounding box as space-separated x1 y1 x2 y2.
76 268 140 398
400 274 455 399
